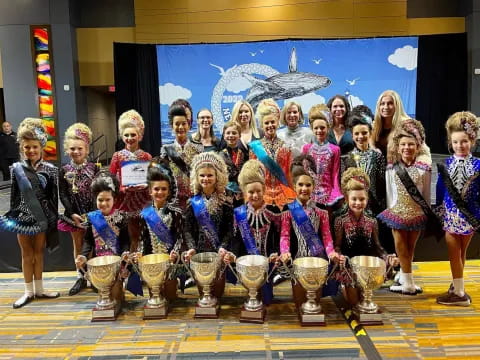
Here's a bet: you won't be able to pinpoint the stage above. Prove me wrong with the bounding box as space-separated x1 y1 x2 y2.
1 260 480 359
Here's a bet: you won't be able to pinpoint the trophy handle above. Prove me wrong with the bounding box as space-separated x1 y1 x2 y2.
274 258 296 284
180 251 195 280
226 263 241 283
266 262 278 280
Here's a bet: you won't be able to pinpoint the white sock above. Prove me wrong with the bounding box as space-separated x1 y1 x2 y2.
396 268 404 284
453 278 465 297
403 273 414 288
25 282 34 297
34 279 44 295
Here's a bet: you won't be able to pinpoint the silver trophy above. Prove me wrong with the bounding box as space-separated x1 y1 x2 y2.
293 256 329 326
184 252 222 318
350 255 386 325
86 255 122 321
138 253 171 319
230 255 269 323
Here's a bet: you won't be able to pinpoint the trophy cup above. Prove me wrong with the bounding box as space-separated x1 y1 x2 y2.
185 252 222 318
138 253 171 320
293 257 329 326
86 255 122 322
230 255 269 323
350 255 386 325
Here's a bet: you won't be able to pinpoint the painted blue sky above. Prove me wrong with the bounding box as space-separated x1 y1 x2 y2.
157 37 418 144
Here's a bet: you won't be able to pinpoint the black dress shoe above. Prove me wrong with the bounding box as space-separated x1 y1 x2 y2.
184 277 196 288
69 278 87 296
35 291 60 299
13 294 34 309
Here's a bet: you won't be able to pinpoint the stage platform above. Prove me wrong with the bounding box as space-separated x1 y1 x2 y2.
1 260 480 359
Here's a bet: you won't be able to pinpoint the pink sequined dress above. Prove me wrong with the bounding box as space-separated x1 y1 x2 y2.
302 142 343 206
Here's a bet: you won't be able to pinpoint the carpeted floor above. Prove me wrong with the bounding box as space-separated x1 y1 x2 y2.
1 260 480 359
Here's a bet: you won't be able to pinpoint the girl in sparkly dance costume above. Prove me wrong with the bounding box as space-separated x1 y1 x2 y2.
280 155 341 308
183 152 233 296
436 112 480 306
138 161 185 300
232 160 282 304
378 119 431 295
0 118 59 308
302 104 343 210
58 123 99 295
110 110 152 252
334 168 398 305
75 172 131 306
160 105 202 211
249 99 296 210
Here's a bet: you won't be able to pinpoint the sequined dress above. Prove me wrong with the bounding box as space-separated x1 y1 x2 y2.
302 141 343 206
159 140 202 211
280 200 334 259
436 155 480 235
110 148 152 214
184 193 234 253
81 210 130 257
232 203 281 257
377 161 431 231
341 147 386 215
249 137 295 209
334 210 386 259
140 204 184 255
58 161 98 232
0 160 58 235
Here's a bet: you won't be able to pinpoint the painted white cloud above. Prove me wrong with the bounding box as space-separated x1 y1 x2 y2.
283 92 326 114
226 77 252 93
388 45 418 71
347 95 364 107
159 83 192 105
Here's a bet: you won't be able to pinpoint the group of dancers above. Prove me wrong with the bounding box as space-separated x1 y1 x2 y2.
1 89 479 314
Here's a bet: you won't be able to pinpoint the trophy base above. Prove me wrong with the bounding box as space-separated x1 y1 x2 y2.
194 304 220 319
299 310 326 326
143 305 168 320
91 302 121 322
354 309 383 325
240 306 266 324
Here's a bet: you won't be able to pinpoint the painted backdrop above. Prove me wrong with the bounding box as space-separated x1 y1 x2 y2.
157 37 418 144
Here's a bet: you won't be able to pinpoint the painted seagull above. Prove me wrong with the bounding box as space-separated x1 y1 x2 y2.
243 48 331 109
346 78 360 86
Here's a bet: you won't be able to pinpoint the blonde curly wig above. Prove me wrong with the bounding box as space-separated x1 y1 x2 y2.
256 98 280 127
63 122 92 153
445 111 479 143
17 117 47 147
118 109 145 139
340 167 370 196
190 152 228 195
238 159 265 191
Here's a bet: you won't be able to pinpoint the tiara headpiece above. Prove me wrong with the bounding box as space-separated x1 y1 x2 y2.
34 126 48 147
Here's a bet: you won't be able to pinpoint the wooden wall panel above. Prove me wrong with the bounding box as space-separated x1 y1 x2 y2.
76 27 135 86
134 0 464 44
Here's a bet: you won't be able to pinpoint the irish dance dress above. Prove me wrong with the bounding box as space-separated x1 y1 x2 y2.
302 141 343 206
58 161 98 232
249 137 296 209
159 140 202 211
0 160 58 240
110 148 152 214
378 161 431 230
436 154 480 235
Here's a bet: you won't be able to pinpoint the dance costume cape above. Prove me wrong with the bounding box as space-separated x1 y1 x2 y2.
191 194 220 249
287 200 326 258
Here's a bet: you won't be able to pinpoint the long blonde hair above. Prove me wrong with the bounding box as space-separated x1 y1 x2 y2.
231 100 259 138
372 90 409 143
